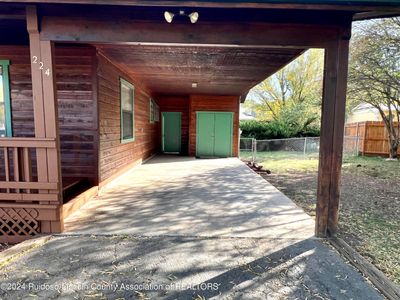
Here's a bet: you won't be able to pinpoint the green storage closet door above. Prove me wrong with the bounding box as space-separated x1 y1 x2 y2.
196 112 215 157
162 112 181 153
214 113 233 157
196 112 233 157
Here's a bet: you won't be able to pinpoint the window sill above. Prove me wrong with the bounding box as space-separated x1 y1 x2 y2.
121 137 135 144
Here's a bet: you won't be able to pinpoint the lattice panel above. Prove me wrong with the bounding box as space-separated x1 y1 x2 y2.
0 208 40 236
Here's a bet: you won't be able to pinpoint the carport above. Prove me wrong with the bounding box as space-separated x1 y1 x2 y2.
1 2 399 297
1 0 399 242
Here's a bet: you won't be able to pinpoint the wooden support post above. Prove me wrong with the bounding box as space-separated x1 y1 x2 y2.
27 7 48 190
41 40 63 232
316 27 350 237
26 6 63 233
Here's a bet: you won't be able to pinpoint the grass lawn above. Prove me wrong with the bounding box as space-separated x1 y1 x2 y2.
242 151 400 285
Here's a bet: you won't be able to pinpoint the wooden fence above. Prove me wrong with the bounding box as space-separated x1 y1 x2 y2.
345 121 400 156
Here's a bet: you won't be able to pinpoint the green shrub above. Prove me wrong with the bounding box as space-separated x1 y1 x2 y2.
240 120 320 140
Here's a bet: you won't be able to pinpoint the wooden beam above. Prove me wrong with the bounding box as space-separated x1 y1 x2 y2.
0 14 26 20
0 137 56 148
0 182 58 189
40 16 342 48
2 0 400 12
239 91 249 103
316 27 350 237
0 193 59 201
353 10 400 20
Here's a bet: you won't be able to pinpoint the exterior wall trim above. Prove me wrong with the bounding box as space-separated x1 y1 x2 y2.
0 60 12 137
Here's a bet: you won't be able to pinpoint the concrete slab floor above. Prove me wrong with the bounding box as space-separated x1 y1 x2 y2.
0 156 383 299
64 155 315 239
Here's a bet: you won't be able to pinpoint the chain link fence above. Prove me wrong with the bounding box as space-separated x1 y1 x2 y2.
240 136 360 163
239 138 255 161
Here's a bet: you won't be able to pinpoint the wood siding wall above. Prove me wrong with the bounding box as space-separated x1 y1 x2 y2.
2 45 242 192
189 95 240 157
0 45 98 184
157 95 189 154
345 121 400 156
97 53 160 184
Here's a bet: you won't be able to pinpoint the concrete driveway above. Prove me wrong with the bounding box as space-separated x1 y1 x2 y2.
0 156 383 299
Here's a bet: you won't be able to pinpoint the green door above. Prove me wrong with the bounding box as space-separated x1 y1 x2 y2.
214 113 233 157
162 112 181 153
196 112 233 157
196 112 215 157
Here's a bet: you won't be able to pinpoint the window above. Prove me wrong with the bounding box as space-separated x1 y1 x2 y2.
155 102 160 122
149 98 155 123
120 78 134 143
0 60 11 137
149 98 160 123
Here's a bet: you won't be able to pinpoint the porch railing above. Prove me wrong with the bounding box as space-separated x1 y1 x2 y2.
0 137 59 201
0 138 61 242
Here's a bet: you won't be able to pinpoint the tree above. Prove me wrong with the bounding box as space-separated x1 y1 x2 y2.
348 18 400 159
243 49 324 133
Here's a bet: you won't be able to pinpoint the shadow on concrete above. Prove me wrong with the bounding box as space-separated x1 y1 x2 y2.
144 154 198 164
0 236 383 299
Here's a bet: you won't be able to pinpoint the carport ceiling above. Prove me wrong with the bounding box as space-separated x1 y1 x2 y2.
96 45 305 96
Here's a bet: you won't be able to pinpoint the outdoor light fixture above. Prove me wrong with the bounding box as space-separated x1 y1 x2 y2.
164 10 199 24
192 82 198 88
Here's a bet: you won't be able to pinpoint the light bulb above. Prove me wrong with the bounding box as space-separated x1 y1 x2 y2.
164 11 174 23
189 12 199 24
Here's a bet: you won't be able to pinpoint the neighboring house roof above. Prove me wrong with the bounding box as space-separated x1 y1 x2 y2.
352 103 378 112
352 103 398 113
240 108 256 121
240 112 256 121
347 103 399 123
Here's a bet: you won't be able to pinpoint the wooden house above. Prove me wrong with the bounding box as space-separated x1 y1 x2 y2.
0 0 399 243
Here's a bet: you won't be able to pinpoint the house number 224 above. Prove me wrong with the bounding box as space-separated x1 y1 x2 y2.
32 56 51 77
